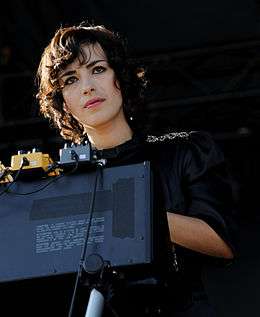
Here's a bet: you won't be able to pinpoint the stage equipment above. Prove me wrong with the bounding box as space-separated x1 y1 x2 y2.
0 157 174 316
0 161 154 283
0 162 13 184
10 149 59 177
59 141 92 168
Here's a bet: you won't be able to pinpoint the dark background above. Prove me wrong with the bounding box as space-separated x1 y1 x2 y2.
0 1 260 316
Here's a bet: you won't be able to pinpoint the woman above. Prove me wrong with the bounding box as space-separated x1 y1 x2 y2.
37 22 236 316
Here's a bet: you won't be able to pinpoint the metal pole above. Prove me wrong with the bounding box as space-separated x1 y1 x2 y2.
85 288 105 317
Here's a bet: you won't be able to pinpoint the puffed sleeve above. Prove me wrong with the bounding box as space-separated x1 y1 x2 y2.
180 131 238 256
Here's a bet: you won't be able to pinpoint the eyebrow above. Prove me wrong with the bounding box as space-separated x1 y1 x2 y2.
60 59 107 78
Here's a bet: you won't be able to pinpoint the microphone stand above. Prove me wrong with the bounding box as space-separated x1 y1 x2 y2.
82 253 116 317
68 159 110 317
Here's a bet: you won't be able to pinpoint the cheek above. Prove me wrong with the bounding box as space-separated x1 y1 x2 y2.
62 90 78 110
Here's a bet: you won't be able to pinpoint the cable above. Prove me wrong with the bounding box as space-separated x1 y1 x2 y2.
0 157 28 197
0 167 11 181
68 160 105 317
8 150 80 196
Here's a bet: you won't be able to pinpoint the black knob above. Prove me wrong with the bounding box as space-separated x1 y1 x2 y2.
83 254 104 275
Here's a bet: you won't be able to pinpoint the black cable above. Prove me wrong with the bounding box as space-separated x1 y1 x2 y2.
9 151 79 196
68 160 105 317
0 167 10 181
0 157 28 197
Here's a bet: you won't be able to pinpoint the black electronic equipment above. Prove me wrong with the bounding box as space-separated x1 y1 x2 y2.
59 141 92 167
0 161 153 283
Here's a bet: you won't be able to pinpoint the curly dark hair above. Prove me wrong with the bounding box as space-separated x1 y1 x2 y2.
36 22 147 143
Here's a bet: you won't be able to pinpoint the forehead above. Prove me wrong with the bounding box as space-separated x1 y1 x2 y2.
62 43 107 72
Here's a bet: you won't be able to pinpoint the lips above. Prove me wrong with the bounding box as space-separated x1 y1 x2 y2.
84 97 105 109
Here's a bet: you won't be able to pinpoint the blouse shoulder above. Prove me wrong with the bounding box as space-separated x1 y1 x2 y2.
182 131 226 180
146 130 222 156
146 130 225 180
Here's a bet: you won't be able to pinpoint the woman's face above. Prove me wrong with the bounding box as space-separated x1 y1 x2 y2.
59 43 124 132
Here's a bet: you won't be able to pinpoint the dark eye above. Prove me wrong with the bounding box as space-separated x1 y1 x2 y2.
93 66 106 74
64 76 77 85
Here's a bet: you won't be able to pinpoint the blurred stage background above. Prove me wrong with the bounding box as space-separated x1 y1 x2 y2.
0 1 260 315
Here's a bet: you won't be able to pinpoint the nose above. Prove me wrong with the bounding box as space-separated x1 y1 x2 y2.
81 76 95 96
83 87 94 95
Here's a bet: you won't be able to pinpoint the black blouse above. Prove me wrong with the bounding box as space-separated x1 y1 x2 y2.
93 130 237 298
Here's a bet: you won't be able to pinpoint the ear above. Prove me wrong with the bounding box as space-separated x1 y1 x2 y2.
114 78 121 90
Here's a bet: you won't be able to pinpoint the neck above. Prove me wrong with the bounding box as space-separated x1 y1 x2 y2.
84 114 133 150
